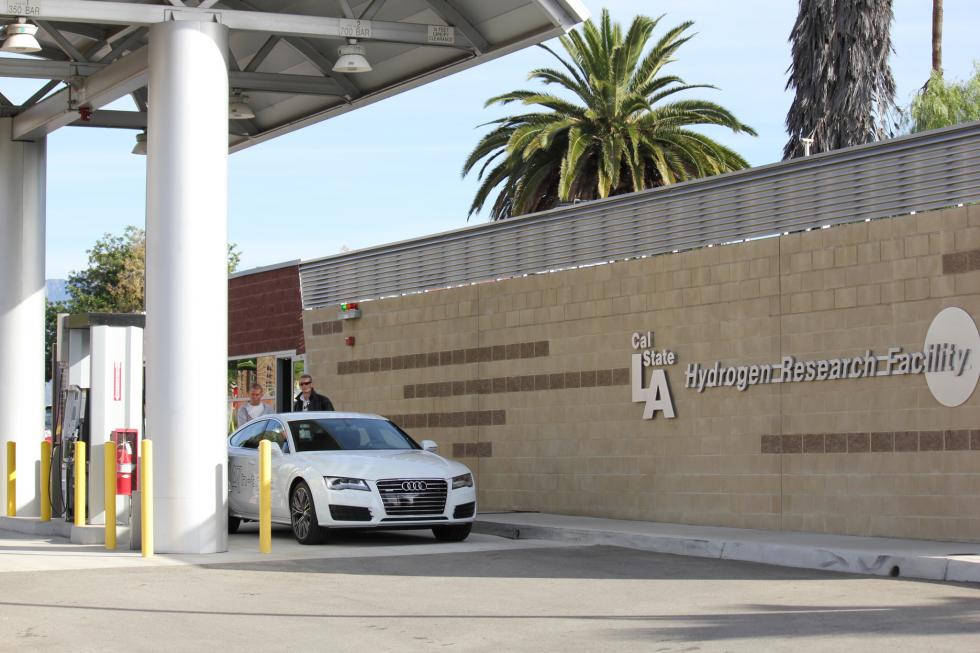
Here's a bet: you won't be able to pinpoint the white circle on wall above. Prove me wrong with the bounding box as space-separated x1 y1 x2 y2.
924 307 980 407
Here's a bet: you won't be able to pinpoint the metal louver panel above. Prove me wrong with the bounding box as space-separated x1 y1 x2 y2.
300 122 980 309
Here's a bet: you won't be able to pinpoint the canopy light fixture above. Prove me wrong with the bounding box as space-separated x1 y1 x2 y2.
132 131 147 156
229 92 255 120
1 18 42 54
332 39 371 74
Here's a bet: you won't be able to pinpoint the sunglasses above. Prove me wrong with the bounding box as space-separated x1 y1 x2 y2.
300 381 312 386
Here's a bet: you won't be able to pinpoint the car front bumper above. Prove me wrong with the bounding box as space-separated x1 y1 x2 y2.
311 476 477 529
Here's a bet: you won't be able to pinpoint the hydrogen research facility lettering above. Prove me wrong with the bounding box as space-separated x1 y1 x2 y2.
632 307 980 419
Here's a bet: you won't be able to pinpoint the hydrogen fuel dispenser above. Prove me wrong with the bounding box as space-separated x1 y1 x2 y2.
52 313 143 541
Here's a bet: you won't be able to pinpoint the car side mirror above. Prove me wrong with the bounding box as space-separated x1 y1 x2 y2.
420 439 438 452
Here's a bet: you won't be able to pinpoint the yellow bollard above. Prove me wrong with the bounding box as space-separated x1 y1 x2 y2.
6 441 15 517
141 439 153 558
74 441 86 526
40 441 51 521
104 442 116 550
259 439 272 553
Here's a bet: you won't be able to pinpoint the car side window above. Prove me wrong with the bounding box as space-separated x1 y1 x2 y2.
264 421 288 454
230 420 267 449
288 420 342 451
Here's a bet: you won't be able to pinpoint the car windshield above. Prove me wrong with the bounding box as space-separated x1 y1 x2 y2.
287 418 420 452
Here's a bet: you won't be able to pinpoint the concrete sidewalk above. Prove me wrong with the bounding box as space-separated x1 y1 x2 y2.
0 519 572 574
473 512 980 584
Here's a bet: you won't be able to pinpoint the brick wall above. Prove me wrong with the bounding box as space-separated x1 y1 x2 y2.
304 204 980 542
229 264 303 357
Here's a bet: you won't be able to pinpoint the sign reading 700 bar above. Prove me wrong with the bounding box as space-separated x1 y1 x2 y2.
631 307 980 420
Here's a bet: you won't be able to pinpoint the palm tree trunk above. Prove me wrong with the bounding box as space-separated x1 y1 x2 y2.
931 0 943 75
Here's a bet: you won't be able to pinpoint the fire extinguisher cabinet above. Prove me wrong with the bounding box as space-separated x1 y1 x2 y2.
112 429 139 497
111 428 140 548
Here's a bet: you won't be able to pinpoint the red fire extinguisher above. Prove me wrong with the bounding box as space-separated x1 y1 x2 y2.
117 439 134 496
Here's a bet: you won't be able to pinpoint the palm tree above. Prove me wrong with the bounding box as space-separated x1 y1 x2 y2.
462 10 756 221
784 0 896 159
931 0 943 76
783 0 833 158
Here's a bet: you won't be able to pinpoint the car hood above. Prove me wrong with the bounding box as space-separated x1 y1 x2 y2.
291 449 471 481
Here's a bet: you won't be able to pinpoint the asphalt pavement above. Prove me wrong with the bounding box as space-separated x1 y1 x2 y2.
1 520 979 652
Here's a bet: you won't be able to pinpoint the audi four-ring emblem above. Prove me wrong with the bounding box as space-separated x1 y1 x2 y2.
401 481 428 491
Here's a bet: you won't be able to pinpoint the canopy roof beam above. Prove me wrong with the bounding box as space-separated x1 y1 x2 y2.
231 71 344 96
23 80 62 107
219 0 362 99
36 20 91 62
0 0 477 48
12 46 149 140
0 58 346 97
0 59 100 79
281 36 361 99
359 0 386 21
243 35 280 73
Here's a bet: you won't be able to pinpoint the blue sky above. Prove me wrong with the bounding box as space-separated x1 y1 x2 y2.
2 1 977 279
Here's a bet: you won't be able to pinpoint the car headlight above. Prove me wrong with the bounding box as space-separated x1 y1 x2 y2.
452 473 473 490
325 477 370 491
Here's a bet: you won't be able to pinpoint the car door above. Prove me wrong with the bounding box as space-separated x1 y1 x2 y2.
228 420 268 518
261 419 291 521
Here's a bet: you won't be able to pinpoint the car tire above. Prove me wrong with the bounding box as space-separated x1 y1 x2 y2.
432 523 472 542
290 480 325 545
228 514 241 534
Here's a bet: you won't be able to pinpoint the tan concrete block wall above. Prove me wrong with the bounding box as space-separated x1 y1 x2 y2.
304 204 980 542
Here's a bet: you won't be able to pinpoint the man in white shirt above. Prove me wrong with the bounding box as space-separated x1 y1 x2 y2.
236 383 273 427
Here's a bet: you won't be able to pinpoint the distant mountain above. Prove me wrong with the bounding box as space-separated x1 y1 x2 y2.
46 279 70 303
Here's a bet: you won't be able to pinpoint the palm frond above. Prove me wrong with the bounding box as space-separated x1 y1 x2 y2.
463 8 755 219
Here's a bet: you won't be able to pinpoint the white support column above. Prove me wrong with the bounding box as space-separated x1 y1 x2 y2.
145 19 229 553
0 118 46 518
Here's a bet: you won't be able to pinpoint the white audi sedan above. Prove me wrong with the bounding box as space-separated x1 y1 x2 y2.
227 412 477 544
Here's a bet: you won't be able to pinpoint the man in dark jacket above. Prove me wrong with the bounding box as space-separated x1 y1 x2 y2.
293 374 335 412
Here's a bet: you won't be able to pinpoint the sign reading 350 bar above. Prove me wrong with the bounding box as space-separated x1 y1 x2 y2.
631 307 980 420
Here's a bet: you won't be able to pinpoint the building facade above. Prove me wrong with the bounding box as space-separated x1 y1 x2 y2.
302 206 980 543
228 261 305 419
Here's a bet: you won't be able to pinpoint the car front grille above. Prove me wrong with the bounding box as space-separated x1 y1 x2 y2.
376 478 447 517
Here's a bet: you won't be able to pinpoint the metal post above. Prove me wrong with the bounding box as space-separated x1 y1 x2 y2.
104 442 116 550
145 18 230 554
74 441 86 527
5 442 14 517
141 439 153 558
259 440 271 553
0 119 45 518
40 441 51 521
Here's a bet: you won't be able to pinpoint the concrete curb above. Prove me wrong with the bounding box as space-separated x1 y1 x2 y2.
474 518 980 584
0 516 129 546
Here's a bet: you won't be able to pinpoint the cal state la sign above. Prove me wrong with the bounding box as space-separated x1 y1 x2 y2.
630 331 677 419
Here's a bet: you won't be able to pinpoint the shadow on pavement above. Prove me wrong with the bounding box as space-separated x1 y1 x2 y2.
1 595 979 642
606 595 980 642
201 542 892 582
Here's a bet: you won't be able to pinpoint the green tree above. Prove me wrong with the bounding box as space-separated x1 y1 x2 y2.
462 9 756 221
45 228 243 379
784 0 896 158
44 299 69 380
910 65 980 132
227 243 241 274
66 226 146 313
